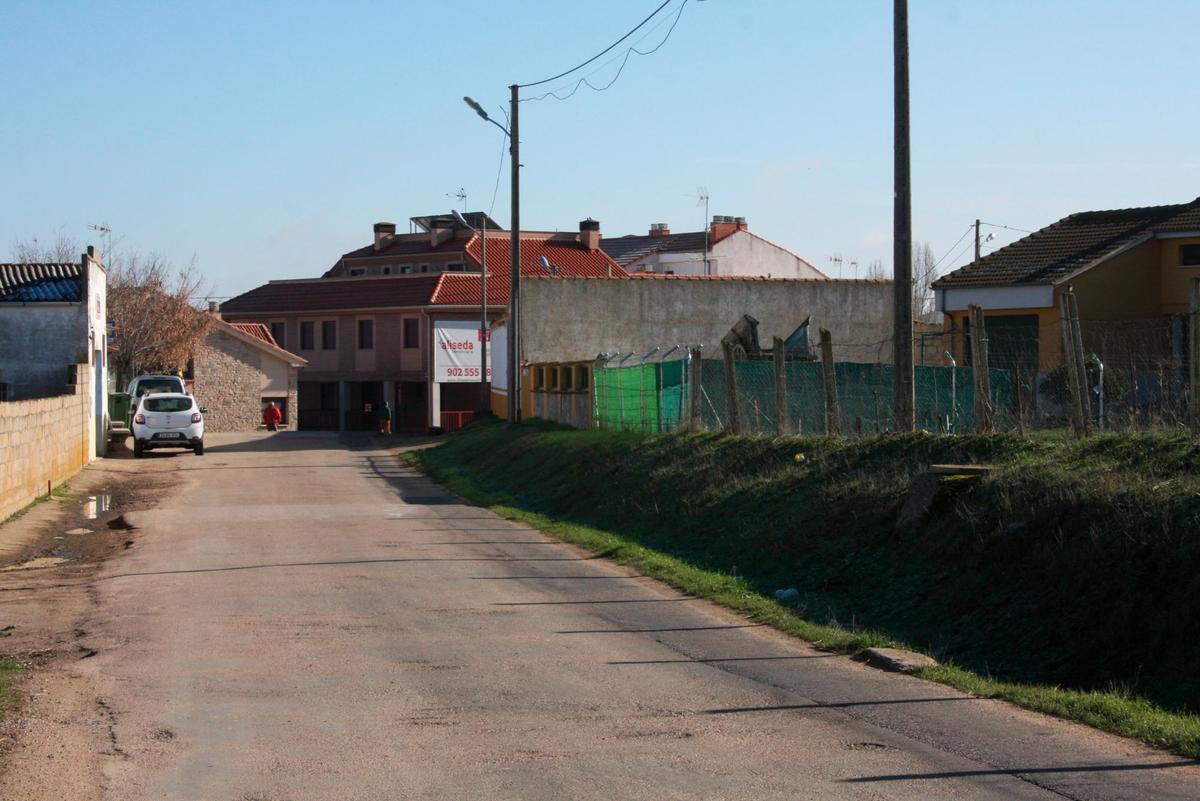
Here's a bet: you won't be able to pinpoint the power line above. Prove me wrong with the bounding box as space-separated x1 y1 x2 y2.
518 0 674 89
932 225 973 271
521 0 692 102
980 221 1033 234
487 105 507 218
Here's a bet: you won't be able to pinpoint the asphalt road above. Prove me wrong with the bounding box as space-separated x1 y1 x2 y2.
28 432 1200 800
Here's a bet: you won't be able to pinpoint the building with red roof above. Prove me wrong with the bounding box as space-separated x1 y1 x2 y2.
220 213 625 431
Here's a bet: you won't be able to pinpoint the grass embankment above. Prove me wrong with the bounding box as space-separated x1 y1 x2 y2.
0 660 18 718
410 420 1200 757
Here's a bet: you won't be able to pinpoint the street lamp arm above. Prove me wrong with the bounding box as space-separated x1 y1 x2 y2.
463 96 511 137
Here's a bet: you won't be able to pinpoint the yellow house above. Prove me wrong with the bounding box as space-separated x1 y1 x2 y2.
933 198 1200 375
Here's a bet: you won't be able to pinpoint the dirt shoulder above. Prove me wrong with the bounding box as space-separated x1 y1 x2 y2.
0 441 182 798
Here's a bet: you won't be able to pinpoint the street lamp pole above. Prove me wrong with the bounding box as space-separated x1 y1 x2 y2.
454 210 491 413
893 0 915 432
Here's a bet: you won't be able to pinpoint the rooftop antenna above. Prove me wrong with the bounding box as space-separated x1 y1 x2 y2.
828 254 844 278
88 223 112 264
696 186 710 275
446 187 467 213
849 259 859 279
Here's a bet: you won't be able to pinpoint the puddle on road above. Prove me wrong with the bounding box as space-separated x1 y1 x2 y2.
83 494 113 519
2 556 68 571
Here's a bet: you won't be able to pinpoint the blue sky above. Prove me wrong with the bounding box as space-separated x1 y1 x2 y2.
3 0 1198 298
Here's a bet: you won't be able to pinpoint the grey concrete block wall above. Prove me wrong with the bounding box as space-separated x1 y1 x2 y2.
519 277 895 364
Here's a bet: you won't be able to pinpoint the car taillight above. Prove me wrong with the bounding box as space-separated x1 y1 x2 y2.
191 412 202 423
134 413 145 424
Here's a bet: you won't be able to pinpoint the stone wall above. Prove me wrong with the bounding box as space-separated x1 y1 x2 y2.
0 366 91 522
192 330 268 432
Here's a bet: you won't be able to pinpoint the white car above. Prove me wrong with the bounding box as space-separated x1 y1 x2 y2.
132 393 206 457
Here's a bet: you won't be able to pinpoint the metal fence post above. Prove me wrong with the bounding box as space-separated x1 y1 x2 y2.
820 328 840 436
721 341 741 435
689 347 703 431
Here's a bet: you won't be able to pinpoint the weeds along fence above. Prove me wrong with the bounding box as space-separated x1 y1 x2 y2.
589 294 1200 436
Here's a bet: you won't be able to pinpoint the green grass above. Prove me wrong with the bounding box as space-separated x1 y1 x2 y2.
408 419 1200 758
2 481 73 525
0 659 19 719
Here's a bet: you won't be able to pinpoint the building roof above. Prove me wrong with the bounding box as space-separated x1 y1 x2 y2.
410 211 501 232
219 320 307 366
221 274 445 314
0 262 83 302
935 198 1200 288
600 231 711 267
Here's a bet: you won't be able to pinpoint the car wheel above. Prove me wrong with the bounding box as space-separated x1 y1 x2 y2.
133 440 144 459
194 441 204 456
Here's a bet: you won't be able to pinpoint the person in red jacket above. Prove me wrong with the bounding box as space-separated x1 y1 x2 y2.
262 401 282 432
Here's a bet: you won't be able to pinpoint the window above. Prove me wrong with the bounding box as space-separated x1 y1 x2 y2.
403 318 420 349
144 396 194 413
349 268 367 277
321 320 337 350
358 319 374 350
300 321 315 350
1182 244 1200 267
382 266 393 275
401 265 415 274
269 322 286 348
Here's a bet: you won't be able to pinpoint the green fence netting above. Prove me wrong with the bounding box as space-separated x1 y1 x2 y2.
594 358 1015 435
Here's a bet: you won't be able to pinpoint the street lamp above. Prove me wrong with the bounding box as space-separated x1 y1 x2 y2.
463 92 521 424
452 209 491 413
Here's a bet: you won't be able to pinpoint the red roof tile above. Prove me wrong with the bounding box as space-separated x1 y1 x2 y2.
464 234 626 279
221 274 444 314
218 320 308 365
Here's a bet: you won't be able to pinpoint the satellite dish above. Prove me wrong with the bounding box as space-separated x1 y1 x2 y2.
539 256 551 269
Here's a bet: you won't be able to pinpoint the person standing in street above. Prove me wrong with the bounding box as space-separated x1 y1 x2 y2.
378 401 393 435
263 401 282 432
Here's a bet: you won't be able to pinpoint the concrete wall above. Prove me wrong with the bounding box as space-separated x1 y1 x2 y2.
0 304 88 397
520 277 895 364
711 232 825 279
0 365 91 523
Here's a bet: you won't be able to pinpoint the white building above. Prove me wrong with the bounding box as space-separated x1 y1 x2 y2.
601 217 826 279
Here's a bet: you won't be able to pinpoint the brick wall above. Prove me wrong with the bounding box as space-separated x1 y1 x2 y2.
191 330 265 432
0 365 91 522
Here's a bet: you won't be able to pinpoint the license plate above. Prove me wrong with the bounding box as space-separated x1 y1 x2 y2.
155 433 183 439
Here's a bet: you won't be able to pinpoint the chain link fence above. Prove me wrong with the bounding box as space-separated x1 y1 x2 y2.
584 303 1200 436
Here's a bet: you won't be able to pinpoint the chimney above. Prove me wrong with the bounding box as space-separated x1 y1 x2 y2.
648 222 671 238
710 215 744 243
430 216 453 248
373 221 396 252
579 218 601 250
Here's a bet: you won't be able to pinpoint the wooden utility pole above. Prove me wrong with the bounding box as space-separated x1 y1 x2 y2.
892 0 915 432
1058 289 1091 436
773 336 789 436
820 328 841 436
1191 279 1200 434
721 341 741 435
968 305 993 433
508 83 521 423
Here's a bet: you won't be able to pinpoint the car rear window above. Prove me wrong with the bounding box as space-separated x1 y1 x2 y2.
136 379 182 396
143 397 194 413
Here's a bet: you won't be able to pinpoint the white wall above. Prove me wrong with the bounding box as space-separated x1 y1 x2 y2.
630 231 823 279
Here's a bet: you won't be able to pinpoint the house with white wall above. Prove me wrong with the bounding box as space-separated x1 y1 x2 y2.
601 217 826 279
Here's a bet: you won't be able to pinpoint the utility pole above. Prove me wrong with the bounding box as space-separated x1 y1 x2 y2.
975 219 982 264
509 83 521 424
892 0 915 431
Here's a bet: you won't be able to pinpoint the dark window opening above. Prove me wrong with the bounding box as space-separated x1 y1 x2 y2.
1182 244 1200 267
270 322 286 348
300 321 315 350
403 318 420 349
321 320 337 350
358 319 374 350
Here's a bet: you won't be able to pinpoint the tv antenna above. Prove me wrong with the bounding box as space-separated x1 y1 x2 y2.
88 222 113 263
828 254 844 278
695 186 711 275
446 187 467 212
